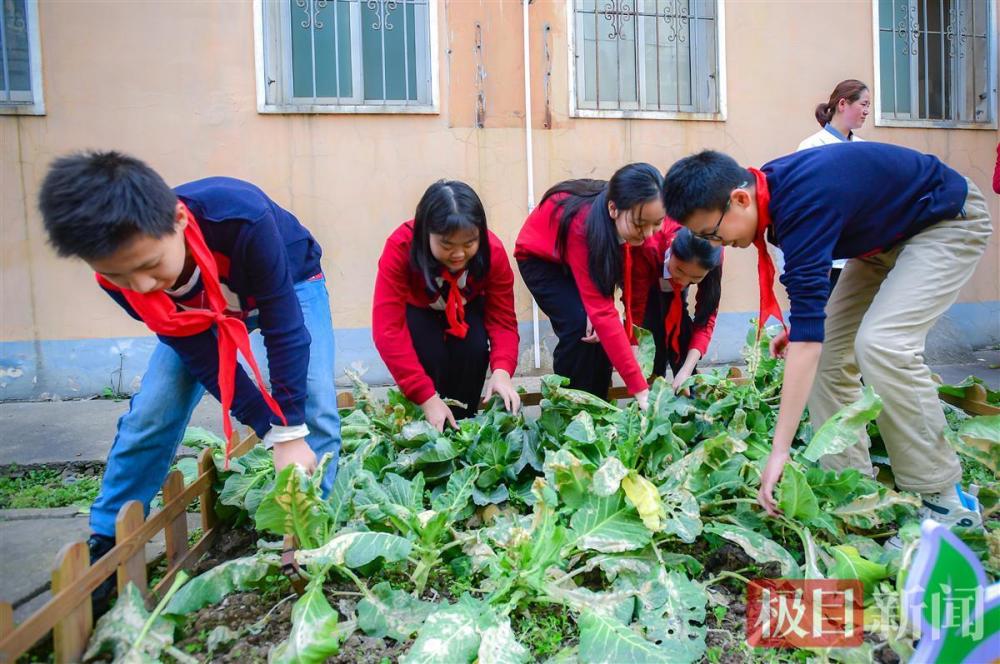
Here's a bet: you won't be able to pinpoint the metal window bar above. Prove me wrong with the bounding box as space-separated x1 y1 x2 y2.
0 5 10 102
594 3 600 107
403 0 409 101
333 0 340 103
654 0 661 110
310 0 318 99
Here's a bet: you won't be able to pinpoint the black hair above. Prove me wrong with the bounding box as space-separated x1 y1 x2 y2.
410 180 491 289
670 227 722 326
662 150 751 224
38 150 178 261
540 163 664 297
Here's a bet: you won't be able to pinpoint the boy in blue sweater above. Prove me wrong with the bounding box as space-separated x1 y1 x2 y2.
38 152 342 586
662 143 991 536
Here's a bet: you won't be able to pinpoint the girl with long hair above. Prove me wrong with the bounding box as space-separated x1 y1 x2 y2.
515 163 666 409
373 180 520 431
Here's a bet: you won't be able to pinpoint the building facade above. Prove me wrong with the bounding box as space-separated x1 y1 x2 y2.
1 0 997 399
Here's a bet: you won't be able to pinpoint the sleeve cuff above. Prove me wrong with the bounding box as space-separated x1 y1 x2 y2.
788 317 826 343
262 423 311 449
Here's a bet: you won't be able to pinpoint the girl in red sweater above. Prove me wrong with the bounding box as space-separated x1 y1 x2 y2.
515 164 666 410
373 181 520 431
631 226 723 393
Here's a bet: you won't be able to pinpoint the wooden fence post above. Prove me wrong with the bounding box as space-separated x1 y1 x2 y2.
0 602 13 641
51 541 92 664
161 470 189 568
115 501 147 597
198 448 218 532
336 391 356 409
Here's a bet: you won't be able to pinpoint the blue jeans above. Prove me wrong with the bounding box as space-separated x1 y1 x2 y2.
90 277 342 538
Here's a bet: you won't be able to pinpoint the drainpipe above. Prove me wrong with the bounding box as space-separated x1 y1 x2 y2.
523 0 541 369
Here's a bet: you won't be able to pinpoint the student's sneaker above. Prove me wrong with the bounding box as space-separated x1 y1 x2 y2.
87 534 116 618
885 484 983 551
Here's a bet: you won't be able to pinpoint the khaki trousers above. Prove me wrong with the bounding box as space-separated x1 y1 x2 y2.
807 179 993 493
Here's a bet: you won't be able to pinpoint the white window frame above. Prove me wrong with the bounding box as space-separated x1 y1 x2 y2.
0 0 44 116
871 0 998 129
254 0 439 115
566 0 727 121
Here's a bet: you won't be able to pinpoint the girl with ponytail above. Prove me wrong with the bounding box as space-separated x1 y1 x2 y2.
373 180 520 431
797 79 870 288
799 79 870 149
631 225 723 394
515 163 667 409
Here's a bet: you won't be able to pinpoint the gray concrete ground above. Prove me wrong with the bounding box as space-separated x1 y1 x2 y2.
0 354 995 625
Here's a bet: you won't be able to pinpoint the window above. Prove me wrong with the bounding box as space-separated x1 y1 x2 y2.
874 0 997 128
569 0 724 119
0 0 44 115
256 0 438 113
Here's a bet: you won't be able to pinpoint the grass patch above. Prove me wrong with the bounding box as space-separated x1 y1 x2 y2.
0 467 101 510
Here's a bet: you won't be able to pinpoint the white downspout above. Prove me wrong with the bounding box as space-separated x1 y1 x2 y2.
523 0 541 369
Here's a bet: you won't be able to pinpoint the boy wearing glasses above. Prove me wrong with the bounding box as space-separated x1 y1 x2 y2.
661 143 991 541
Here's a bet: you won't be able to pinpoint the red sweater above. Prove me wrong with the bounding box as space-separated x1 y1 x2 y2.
373 221 519 405
514 194 647 395
629 223 722 357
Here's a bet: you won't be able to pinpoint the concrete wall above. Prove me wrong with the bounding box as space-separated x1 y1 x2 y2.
2 0 998 400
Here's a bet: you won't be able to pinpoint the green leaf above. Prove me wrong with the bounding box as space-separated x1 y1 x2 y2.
254 463 330 548
832 491 921 530
358 581 434 641
477 614 530 664
947 415 1000 473
564 411 598 446
400 596 484 664
569 493 652 553
578 610 672 664
543 449 593 509
802 387 882 463
937 375 999 405
635 568 708 664
621 471 666 533
164 554 278 615
659 486 702 544
778 464 820 521
703 523 799 577
827 545 888 596
296 530 413 569
472 483 510 506
328 457 361 528
269 578 342 664
592 456 628 497
431 466 479 516
633 325 655 378
85 583 174 662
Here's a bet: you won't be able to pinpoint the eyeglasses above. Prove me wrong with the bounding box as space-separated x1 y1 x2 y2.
694 199 730 242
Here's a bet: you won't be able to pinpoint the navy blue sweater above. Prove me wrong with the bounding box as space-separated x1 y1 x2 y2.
103 177 323 436
763 142 967 342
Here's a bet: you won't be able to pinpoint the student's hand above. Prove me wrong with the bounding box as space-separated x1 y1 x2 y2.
770 329 790 359
671 366 694 396
757 449 790 517
272 437 317 475
581 317 599 343
484 369 521 414
420 394 458 432
634 389 650 411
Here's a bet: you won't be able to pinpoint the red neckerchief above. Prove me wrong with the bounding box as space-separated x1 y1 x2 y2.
664 281 683 355
95 204 286 466
748 167 787 338
439 269 469 339
623 243 637 344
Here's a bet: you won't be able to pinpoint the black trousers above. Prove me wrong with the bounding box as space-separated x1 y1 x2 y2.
830 267 842 291
640 283 695 378
406 298 489 419
518 258 614 398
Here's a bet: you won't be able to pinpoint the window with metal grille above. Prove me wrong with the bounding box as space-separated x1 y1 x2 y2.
569 0 724 119
874 0 997 127
0 0 44 115
257 0 437 113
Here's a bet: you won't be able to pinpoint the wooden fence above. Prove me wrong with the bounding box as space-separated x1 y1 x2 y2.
0 376 993 662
